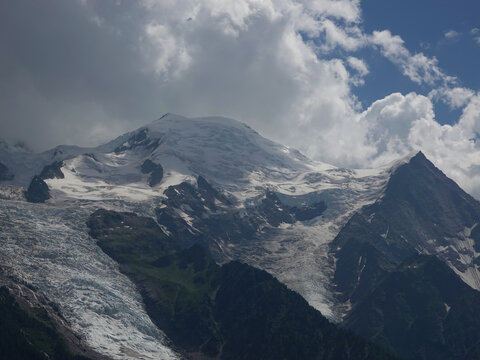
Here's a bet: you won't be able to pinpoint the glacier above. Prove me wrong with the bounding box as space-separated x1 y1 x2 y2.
0 199 178 360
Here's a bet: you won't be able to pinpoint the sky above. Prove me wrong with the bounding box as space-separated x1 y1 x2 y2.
1 0 480 197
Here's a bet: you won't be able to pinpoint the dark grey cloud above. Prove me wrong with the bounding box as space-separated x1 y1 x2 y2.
0 0 364 152
0 0 162 150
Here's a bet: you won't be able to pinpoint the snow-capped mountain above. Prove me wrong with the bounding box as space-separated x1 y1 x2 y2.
0 114 399 316
0 114 390 202
1 113 480 359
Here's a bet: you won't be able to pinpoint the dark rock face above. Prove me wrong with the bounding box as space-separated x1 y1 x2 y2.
148 166 164 187
0 286 92 360
290 201 327 221
39 161 64 180
140 159 163 187
155 207 196 247
25 161 65 203
197 175 232 207
156 178 327 257
258 191 296 226
332 152 480 301
140 159 157 174
330 152 480 360
0 162 14 181
25 176 51 203
155 182 269 252
334 231 397 303
215 261 396 360
87 209 397 360
114 129 160 153
155 177 242 248
163 180 218 214
258 191 327 224
345 255 480 360
87 209 179 261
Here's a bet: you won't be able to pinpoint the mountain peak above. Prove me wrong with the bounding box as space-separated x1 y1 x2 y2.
409 150 428 164
333 145 480 299
413 149 425 158
394 150 448 181
148 113 257 134
101 114 314 186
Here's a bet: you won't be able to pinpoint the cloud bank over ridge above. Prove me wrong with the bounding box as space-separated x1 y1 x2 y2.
0 0 479 197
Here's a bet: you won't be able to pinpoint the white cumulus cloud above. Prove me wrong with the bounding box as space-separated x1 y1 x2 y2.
359 92 480 198
370 30 456 86
444 29 460 39
429 87 475 109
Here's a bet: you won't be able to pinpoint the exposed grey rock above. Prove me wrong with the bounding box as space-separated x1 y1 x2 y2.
25 176 50 203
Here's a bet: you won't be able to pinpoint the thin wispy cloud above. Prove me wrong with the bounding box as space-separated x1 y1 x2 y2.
471 28 480 45
444 29 460 39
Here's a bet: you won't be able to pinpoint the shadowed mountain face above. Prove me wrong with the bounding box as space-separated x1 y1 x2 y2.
0 287 92 360
333 152 480 302
344 255 480 360
331 152 480 360
87 209 397 360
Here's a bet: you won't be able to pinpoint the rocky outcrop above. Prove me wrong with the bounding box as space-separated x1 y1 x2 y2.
25 176 51 203
25 161 65 203
39 161 64 180
114 129 160 153
140 159 163 187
